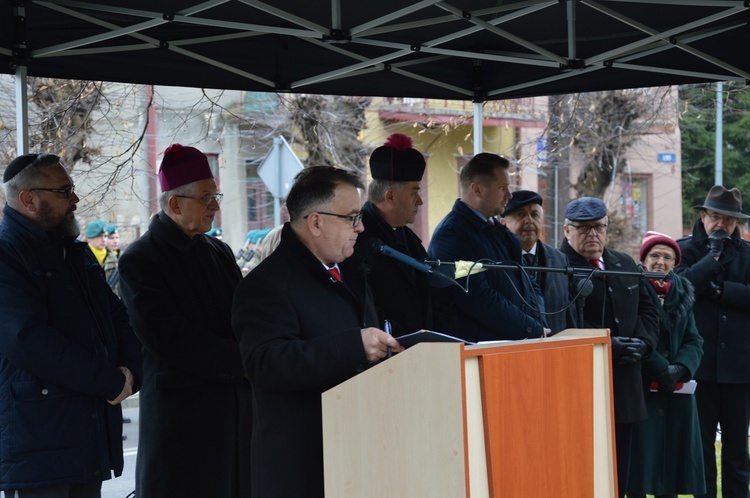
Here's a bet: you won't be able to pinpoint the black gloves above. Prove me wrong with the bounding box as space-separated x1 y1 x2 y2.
707 229 731 257
611 336 649 365
656 364 689 394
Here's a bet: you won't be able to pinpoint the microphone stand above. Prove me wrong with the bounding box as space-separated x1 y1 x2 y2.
422 259 665 321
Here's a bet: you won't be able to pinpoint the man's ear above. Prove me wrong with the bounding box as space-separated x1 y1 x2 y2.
306 212 323 237
18 190 36 212
499 217 507 226
167 195 181 215
384 188 396 204
470 181 482 198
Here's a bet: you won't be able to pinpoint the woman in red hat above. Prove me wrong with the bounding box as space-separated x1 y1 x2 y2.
627 231 705 498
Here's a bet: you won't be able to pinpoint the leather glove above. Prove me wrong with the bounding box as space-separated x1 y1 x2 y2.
656 364 689 394
707 229 731 257
611 337 649 365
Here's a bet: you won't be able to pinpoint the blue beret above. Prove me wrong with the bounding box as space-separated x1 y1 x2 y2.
565 197 607 222
84 220 107 238
205 227 223 237
105 223 118 235
502 190 543 217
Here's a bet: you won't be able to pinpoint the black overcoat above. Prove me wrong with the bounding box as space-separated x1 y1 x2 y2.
535 241 578 334
232 224 377 498
353 201 432 336
560 242 659 423
676 220 750 383
118 212 251 498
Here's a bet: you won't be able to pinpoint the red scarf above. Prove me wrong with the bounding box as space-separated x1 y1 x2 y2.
648 276 671 296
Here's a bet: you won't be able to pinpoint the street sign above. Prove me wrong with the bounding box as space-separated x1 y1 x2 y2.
657 153 676 163
257 136 304 199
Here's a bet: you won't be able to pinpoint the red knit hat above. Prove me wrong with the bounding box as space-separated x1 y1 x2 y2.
158 144 213 191
639 231 681 265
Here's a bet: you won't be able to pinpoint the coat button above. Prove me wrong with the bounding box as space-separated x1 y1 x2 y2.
722 315 728 321
91 412 97 419
94 470 102 477
41 388 49 395
720 342 726 349
614 317 620 324
657 409 665 417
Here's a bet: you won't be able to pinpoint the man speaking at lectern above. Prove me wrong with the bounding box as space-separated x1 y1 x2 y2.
559 196 658 498
232 166 402 498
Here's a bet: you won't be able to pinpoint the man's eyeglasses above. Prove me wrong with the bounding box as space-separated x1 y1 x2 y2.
305 211 363 228
568 224 607 234
175 193 224 205
29 184 76 198
705 211 738 225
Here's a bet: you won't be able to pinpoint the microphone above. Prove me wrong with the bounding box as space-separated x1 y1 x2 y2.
367 238 433 274
366 238 456 289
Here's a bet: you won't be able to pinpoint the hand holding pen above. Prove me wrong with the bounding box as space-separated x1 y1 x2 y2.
359 323 402 363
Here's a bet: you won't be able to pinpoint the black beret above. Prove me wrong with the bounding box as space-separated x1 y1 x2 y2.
502 190 543 217
565 197 607 221
3 154 41 183
369 133 426 182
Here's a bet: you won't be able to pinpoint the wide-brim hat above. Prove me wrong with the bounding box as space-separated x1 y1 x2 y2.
692 185 750 219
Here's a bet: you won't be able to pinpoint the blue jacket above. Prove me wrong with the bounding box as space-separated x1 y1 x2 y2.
0 205 141 490
428 199 545 342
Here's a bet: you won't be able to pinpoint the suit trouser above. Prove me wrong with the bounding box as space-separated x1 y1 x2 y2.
1 483 101 498
695 380 750 498
616 422 634 498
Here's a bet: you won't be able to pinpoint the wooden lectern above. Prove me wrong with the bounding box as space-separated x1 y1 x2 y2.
322 329 616 497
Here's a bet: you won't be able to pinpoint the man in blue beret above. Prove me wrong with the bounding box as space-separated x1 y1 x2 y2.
500 190 576 334
86 220 120 295
559 196 658 498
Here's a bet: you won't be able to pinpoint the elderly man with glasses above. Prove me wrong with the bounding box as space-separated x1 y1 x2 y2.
0 153 141 498
559 196 658 498
118 144 252 498
676 185 750 498
233 166 402 498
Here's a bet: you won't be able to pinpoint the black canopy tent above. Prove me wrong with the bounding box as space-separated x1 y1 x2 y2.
1 0 749 151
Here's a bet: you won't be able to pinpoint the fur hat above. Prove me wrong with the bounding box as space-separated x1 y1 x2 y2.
639 230 681 265
369 134 426 182
158 144 213 191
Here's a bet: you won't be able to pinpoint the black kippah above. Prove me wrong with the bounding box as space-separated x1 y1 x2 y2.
3 154 41 183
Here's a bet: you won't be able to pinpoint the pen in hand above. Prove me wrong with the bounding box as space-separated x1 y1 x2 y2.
384 319 392 358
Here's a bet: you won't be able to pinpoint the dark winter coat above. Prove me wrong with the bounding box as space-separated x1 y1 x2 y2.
232 223 377 498
353 201 432 336
676 219 750 383
427 199 545 342
628 270 705 495
118 212 251 498
560 242 659 423
533 241 578 334
0 205 141 490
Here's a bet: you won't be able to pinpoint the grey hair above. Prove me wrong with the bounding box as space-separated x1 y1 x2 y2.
367 178 407 203
159 183 196 212
3 154 62 207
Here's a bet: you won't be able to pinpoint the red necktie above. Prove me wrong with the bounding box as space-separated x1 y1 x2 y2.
328 267 342 282
590 259 603 270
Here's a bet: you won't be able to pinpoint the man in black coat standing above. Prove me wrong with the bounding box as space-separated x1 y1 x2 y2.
676 185 750 498
559 196 658 498
353 133 432 336
232 166 402 498
118 144 252 498
0 153 140 497
500 190 577 334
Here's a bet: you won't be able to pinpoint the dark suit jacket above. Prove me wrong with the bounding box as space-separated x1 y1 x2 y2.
353 201 432 336
233 223 377 498
428 199 545 342
560 241 659 423
533 241 578 334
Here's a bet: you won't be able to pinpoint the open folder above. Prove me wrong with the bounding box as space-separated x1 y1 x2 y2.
394 329 476 348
